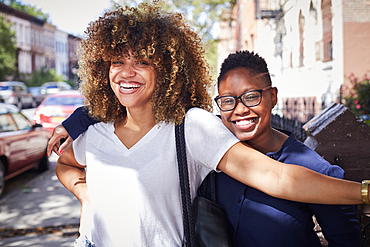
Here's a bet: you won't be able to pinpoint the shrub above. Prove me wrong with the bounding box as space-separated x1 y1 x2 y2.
342 73 370 124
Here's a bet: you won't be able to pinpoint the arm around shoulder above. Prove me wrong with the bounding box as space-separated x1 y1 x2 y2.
62 106 99 140
217 142 363 205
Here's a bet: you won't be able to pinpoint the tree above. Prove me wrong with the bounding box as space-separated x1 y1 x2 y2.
169 0 236 80
171 0 236 41
24 67 64 87
0 15 17 81
1 0 50 21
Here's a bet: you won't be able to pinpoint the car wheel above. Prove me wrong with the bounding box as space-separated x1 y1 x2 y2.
37 149 49 172
0 161 5 198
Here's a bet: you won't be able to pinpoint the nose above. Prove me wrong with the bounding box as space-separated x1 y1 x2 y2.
120 59 136 77
233 99 250 115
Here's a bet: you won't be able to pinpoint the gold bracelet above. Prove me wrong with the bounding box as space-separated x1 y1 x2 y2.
361 180 370 204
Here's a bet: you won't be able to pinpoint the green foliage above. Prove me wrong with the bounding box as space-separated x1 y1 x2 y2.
341 73 370 122
0 15 17 81
168 0 236 79
3 0 49 21
204 39 218 82
171 0 235 41
23 68 64 87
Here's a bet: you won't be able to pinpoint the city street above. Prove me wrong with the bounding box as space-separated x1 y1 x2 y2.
0 108 81 246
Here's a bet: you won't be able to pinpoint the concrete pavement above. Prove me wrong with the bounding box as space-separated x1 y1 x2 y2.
0 153 81 246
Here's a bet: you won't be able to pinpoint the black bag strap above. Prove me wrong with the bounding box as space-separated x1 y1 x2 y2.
199 171 217 203
175 110 196 247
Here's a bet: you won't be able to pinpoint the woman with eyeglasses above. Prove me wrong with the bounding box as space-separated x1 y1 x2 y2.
209 50 360 246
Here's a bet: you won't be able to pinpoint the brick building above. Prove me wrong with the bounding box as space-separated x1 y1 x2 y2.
217 0 370 123
0 2 81 83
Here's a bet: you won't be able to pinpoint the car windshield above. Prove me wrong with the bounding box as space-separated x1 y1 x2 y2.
0 86 10 90
29 88 41 95
46 85 58 89
43 97 84 106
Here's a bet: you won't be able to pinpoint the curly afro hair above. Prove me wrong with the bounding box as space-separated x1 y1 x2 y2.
217 50 272 87
77 2 213 124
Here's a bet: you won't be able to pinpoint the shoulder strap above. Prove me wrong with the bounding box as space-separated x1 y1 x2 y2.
199 170 217 203
175 108 196 247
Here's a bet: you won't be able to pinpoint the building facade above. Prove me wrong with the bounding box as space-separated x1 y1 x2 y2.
68 34 81 87
55 29 69 81
0 2 81 83
43 22 56 70
218 0 370 123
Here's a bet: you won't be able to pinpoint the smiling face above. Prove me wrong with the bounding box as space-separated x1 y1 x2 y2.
218 67 277 143
109 53 156 111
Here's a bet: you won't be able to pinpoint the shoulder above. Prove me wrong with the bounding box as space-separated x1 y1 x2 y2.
85 121 114 137
184 107 238 147
280 132 344 178
186 107 214 117
185 107 221 125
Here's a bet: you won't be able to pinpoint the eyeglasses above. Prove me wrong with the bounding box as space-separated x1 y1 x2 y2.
214 86 272 111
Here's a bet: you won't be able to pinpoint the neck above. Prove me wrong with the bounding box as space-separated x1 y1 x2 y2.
246 127 288 154
121 106 156 130
114 105 156 149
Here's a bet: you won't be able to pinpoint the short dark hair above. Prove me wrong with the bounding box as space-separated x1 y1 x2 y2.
217 50 272 87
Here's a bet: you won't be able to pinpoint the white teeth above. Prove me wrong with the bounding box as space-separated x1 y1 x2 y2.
235 118 255 126
119 83 140 89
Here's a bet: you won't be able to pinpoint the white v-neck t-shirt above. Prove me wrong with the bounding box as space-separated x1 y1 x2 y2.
73 107 239 246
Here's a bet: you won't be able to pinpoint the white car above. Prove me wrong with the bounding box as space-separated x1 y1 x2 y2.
0 81 35 109
40 81 72 96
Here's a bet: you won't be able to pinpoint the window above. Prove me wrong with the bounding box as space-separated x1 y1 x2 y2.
299 11 305 67
12 113 31 130
0 113 17 132
322 0 333 62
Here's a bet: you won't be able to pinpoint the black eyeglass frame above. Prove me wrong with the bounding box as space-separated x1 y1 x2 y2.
214 86 272 112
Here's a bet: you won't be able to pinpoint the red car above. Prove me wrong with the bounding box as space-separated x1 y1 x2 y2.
33 90 85 134
0 103 51 197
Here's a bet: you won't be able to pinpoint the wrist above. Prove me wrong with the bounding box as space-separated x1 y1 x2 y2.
361 180 370 204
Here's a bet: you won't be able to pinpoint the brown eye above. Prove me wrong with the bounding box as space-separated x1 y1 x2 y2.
111 61 123 65
138 61 149 65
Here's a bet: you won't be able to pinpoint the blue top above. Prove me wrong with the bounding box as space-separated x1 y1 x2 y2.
204 130 360 247
63 107 360 246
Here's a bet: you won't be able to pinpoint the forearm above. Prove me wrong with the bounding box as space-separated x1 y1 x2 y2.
56 161 89 204
218 142 363 205
277 163 361 204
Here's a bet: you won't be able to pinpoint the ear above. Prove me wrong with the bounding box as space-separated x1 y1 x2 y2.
271 87 278 108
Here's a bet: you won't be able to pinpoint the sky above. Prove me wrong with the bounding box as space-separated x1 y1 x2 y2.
20 0 113 36
19 0 220 38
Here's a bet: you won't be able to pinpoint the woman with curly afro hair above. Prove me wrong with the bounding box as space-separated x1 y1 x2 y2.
52 2 368 247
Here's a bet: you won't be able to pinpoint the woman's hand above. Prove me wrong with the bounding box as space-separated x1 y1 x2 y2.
47 124 73 156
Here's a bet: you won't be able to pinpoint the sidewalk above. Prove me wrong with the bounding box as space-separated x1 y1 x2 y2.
0 154 81 246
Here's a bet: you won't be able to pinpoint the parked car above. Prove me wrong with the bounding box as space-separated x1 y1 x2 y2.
29 86 46 107
40 81 72 96
0 103 51 197
33 90 85 134
0 81 35 109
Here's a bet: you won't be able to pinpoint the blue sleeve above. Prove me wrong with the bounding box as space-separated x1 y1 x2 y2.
308 166 361 246
62 106 99 140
